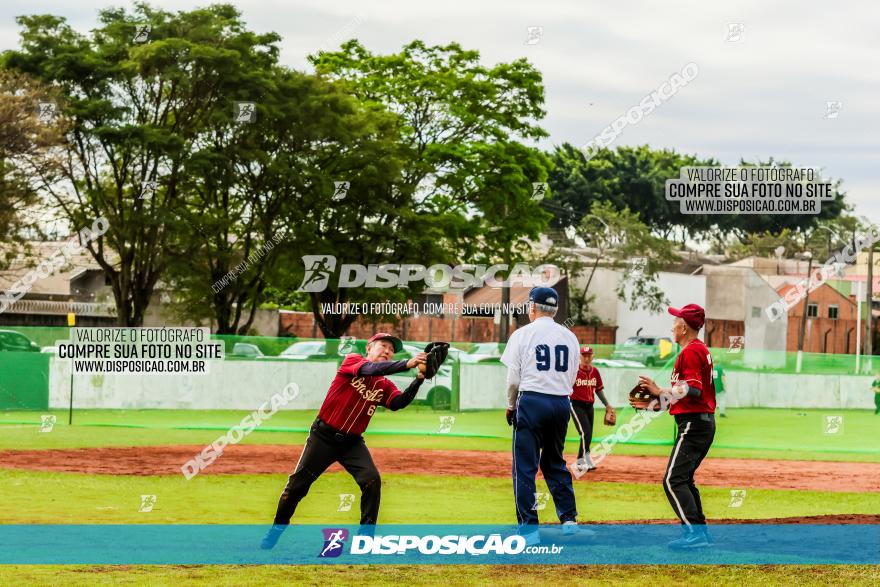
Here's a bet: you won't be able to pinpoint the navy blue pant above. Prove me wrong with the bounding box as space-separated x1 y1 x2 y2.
512 391 578 527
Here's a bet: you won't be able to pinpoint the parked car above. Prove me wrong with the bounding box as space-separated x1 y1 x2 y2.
610 336 676 366
276 340 456 409
0 330 41 353
460 342 504 363
230 342 264 358
278 341 329 360
592 358 646 368
386 344 458 410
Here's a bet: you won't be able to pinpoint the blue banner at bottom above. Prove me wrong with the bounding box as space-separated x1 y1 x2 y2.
0 524 877 565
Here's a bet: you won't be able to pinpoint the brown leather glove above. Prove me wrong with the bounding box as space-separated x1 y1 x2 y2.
603 406 617 426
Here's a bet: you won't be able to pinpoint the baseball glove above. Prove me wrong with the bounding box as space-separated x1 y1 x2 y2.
629 383 660 411
418 342 450 379
603 406 616 426
629 383 653 402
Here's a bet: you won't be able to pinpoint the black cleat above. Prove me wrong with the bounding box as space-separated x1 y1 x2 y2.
260 525 287 550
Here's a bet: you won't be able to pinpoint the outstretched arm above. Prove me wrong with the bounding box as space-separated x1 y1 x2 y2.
358 353 427 377
387 376 425 411
358 359 410 377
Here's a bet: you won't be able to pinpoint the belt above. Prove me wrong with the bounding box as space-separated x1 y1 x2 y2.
315 418 359 442
520 390 570 399
674 412 715 423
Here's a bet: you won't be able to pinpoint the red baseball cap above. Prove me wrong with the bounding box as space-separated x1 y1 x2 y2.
668 304 705 330
580 346 594 355
367 332 403 353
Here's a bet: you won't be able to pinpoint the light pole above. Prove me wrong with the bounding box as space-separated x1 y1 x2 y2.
796 251 813 373
866 243 874 372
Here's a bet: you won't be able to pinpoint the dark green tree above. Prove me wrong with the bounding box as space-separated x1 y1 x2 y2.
304 40 552 337
166 67 404 334
545 145 847 242
0 70 67 267
2 3 282 325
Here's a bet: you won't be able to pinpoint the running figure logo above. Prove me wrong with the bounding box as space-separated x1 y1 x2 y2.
37 102 57 123
234 101 256 123
138 494 157 513
438 416 455 434
532 492 550 511
337 494 355 512
531 182 548 201
298 255 337 292
318 528 349 558
39 415 56 433
728 489 747 508
133 24 151 43
333 181 350 201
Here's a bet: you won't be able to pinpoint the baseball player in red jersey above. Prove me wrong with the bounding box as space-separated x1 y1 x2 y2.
570 346 614 472
261 332 426 549
631 304 716 550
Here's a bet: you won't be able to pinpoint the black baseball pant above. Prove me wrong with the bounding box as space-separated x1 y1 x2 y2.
272 418 381 526
664 413 715 526
569 400 595 460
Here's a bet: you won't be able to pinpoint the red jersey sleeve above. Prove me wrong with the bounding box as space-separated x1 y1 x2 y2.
338 354 367 376
594 368 604 392
381 378 402 408
677 346 705 390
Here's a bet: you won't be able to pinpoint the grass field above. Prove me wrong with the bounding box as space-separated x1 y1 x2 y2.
1 407 878 585
1 564 878 586
4 470 879 524
2 407 878 461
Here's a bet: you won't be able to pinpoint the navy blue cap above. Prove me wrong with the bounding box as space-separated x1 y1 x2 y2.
529 286 559 308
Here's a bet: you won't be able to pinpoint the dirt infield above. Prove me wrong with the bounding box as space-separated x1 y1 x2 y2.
1 444 878 494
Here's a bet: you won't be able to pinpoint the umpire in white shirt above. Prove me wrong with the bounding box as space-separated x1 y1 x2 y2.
501 286 581 539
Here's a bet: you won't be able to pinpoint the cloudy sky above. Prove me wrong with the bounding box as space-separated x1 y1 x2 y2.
3 1 878 221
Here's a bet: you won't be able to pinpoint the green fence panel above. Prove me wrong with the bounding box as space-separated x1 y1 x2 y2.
0 351 50 410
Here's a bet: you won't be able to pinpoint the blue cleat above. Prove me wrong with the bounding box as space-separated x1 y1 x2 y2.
260 524 287 550
667 526 711 550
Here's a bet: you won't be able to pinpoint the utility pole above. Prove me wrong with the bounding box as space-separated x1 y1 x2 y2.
796 252 813 373
866 245 874 371
499 280 510 342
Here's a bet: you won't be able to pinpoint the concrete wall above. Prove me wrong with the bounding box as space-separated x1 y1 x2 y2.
569 267 621 325
704 267 746 321
49 357 877 411
743 269 789 367
702 266 788 366
143 300 279 337
615 272 706 344
50 357 338 411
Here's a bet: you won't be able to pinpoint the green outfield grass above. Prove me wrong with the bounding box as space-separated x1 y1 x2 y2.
0 564 877 587
1 469 878 525
1 408 878 584
1 407 878 462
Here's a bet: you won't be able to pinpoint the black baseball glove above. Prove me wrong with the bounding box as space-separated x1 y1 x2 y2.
418 342 450 379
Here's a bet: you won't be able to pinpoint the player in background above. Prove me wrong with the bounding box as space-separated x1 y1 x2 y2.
631 304 716 550
260 333 426 549
713 363 727 417
872 373 880 415
501 287 584 544
570 346 615 472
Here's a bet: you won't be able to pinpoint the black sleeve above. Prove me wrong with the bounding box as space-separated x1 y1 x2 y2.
357 359 410 377
686 384 702 398
388 377 423 411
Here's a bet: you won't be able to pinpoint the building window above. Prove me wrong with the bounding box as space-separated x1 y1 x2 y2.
751 306 762 318
807 303 819 318
828 305 839 320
